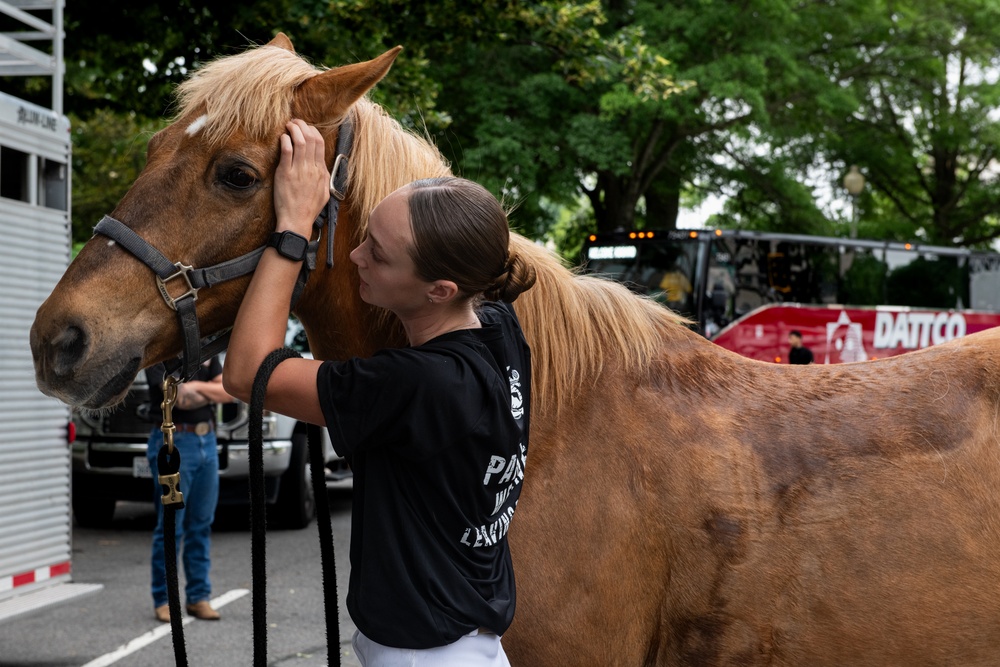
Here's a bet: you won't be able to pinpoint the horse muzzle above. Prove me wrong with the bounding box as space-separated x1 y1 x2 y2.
30 307 142 409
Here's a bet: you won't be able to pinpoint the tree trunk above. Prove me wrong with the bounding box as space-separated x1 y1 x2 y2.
644 170 681 229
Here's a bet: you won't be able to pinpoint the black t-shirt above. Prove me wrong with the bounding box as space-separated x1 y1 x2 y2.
789 346 814 365
145 357 222 423
316 302 531 649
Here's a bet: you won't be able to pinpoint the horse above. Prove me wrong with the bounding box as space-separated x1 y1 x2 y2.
30 33 1000 666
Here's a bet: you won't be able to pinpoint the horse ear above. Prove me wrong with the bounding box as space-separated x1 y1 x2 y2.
268 33 295 52
294 47 403 121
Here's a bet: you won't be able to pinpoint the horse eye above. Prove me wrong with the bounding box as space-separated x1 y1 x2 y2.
222 166 257 189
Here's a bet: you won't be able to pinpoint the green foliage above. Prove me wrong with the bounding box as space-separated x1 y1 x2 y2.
48 0 1000 249
69 110 166 244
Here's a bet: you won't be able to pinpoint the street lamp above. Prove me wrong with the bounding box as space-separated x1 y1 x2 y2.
843 164 865 239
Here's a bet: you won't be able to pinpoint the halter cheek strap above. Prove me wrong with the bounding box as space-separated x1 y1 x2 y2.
93 113 355 381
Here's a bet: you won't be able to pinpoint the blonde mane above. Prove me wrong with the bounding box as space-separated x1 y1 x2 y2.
510 236 689 417
175 40 686 418
346 100 453 238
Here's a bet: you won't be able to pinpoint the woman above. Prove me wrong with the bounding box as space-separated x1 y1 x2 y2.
224 120 536 666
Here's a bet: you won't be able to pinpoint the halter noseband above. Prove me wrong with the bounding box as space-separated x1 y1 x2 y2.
93 114 355 380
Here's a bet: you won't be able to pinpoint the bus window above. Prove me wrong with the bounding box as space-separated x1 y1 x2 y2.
781 241 839 306
885 250 968 309
839 246 886 305
970 255 1000 311
641 241 698 317
585 243 640 286
0 146 30 203
722 238 786 316
704 242 737 336
40 157 67 211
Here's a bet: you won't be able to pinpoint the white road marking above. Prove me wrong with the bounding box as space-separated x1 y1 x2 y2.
80 588 250 667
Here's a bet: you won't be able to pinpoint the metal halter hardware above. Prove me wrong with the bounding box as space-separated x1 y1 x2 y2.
156 263 200 311
92 114 355 381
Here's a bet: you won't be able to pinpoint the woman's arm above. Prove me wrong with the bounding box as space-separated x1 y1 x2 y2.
223 119 330 426
184 375 236 406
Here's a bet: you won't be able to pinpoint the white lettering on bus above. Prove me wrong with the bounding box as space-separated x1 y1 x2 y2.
873 311 966 350
587 245 638 260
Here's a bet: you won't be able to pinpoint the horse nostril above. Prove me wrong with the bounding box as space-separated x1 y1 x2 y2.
51 324 89 378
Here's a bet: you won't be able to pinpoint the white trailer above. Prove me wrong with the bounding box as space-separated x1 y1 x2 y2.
0 0 101 622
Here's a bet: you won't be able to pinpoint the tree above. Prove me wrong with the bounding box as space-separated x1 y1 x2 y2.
68 110 167 244
821 0 1000 246
27 0 1000 252
427 1 686 236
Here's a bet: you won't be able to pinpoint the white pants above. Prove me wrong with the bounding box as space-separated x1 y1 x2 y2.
352 629 511 667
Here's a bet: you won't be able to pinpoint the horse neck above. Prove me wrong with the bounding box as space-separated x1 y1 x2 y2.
293 207 404 361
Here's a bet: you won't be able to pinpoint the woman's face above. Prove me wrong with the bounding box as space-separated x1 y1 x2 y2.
350 187 431 314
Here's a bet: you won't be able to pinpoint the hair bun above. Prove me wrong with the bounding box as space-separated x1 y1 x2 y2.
485 252 537 303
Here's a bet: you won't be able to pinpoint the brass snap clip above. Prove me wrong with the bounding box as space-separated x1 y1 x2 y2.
158 375 185 508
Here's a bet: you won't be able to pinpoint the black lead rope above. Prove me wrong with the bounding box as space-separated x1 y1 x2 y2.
249 348 340 667
158 350 340 667
157 445 188 665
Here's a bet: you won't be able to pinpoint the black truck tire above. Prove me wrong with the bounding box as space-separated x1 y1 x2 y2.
271 432 316 529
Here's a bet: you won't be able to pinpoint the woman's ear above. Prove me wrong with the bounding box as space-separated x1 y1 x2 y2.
427 280 459 304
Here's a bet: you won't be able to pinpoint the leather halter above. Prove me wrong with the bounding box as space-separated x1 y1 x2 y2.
94 114 355 380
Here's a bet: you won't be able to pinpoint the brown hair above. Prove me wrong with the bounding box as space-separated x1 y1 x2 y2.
406 177 536 303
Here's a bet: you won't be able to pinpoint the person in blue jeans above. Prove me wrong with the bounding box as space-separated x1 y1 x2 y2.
145 357 234 623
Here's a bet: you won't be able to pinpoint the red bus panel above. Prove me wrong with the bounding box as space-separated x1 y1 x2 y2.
711 304 1000 364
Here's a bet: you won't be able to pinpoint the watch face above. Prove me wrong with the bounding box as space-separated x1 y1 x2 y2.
278 232 308 260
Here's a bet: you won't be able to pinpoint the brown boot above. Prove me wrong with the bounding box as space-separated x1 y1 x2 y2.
185 600 220 620
154 604 170 623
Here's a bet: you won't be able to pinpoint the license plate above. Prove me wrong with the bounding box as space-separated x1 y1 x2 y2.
133 456 152 478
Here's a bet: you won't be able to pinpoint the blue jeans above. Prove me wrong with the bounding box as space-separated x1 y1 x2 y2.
147 428 219 608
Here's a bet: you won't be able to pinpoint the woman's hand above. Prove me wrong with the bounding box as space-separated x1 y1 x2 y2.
274 119 330 238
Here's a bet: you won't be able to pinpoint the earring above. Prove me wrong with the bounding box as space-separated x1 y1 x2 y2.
428 297 433 303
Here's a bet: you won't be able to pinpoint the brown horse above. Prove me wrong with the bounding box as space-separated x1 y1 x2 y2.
31 34 1000 666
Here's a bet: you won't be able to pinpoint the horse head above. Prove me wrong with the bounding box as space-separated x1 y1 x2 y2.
30 34 404 409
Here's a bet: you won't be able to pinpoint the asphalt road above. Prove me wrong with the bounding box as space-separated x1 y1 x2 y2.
0 491 360 667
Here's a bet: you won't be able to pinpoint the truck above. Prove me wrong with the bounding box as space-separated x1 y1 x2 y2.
0 0 104 622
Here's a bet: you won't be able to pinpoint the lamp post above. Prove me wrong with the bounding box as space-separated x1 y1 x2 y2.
843 164 865 239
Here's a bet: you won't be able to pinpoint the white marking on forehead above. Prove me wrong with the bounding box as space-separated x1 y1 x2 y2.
106 240 116 247
186 114 209 136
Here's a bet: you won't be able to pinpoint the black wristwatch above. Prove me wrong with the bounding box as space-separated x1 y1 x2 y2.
267 231 309 262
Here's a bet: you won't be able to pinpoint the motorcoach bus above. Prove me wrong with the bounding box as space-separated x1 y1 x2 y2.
581 228 1000 364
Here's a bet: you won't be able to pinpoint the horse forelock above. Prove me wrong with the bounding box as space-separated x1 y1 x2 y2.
174 44 328 146
175 41 452 223
510 236 691 418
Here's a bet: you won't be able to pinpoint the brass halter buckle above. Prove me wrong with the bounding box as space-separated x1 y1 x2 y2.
155 262 199 311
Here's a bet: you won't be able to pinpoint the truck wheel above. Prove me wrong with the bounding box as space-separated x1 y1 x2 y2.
272 432 316 529
72 493 116 528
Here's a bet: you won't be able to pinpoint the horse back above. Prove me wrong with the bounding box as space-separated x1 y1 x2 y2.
509 325 1000 666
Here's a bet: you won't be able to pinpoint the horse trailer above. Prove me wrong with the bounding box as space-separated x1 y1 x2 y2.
0 0 102 622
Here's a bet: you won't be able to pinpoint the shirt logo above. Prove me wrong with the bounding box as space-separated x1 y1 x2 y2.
508 367 524 420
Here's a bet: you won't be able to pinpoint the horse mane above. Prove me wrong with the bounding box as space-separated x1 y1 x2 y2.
173 39 689 419
509 236 691 417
